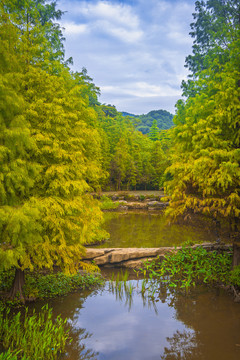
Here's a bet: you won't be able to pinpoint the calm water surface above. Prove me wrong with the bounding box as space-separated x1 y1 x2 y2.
98 211 229 248
40 272 240 360
34 211 237 359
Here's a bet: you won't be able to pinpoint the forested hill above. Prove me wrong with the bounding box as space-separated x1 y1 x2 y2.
121 111 138 117
121 110 174 134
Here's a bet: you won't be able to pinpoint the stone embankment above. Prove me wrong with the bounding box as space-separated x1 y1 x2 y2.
117 200 168 210
96 192 170 210
83 243 232 269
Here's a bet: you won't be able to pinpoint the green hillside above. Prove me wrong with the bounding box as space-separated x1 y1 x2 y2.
122 109 174 134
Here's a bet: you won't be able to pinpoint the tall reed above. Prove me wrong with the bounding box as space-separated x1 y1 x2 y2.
0 305 70 359
0 349 29 360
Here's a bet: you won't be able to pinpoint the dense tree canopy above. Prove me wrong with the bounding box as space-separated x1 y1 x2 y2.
165 0 240 233
185 0 240 76
0 0 172 300
97 105 171 190
5 0 238 299
0 0 107 299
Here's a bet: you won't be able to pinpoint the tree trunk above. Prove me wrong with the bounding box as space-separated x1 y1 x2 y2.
9 268 25 303
118 178 121 191
233 241 240 268
232 217 240 268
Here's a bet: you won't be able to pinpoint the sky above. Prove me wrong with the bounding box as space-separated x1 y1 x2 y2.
58 0 196 115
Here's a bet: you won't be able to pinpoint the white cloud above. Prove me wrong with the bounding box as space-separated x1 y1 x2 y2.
79 1 140 29
167 29 193 45
58 0 195 114
101 81 181 98
62 1 143 42
62 22 88 35
106 25 143 43
134 82 181 97
91 19 143 43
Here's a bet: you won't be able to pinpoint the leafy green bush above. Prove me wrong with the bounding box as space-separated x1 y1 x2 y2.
100 195 119 210
0 305 70 359
23 271 104 299
140 246 232 289
0 270 104 301
0 270 15 292
230 265 240 287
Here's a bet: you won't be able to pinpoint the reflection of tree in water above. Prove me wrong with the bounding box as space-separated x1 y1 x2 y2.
156 284 204 360
103 211 227 248
63 326 98 360
45 287 102 360
54 274 239 360
156 283 240 360
108 280 204 359
160 329 201 360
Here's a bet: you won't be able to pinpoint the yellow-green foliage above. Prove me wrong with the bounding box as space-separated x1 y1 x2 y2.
0 2 107 278
96 104 172 191
165 38 240 221
99 195 119 210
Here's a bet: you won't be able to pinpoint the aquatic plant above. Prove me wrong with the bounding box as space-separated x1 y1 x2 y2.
0 349 29 360
108 270 135 307
141 278 147 294
0 305 70 359
140 245 232 290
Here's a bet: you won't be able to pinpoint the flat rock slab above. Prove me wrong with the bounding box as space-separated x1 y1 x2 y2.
83 244 232 269
114 201 169 210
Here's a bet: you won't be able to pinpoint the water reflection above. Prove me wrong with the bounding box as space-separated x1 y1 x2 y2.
99 211 229 248
49 278 240 360
161 330 200 360
63 328 98 360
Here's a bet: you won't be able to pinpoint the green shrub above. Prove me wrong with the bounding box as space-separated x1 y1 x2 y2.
0 269 104 301
100 196 119 210
0 270 15 292
24 271 104 299
230 265 240 287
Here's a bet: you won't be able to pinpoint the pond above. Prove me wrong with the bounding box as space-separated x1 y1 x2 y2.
97 211 229 248
30 208 237 360
41 270 240 360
